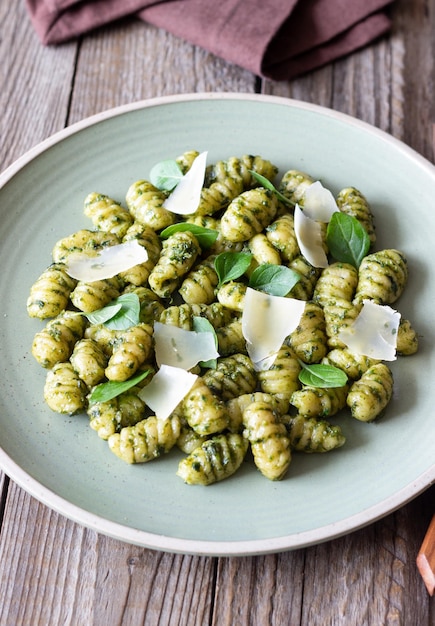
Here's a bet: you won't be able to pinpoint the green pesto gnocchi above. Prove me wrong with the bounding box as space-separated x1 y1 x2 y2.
177 433 248 485
27 263 77 320
27 151 418 487
108 414 181 464
32 310 87 369
242 400 291 481
84 192 134 238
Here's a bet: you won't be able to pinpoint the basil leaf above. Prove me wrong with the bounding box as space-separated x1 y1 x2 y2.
249 170 295 207
84 302 122 325
85 293 140 330
192 316 218 369
88 369 152 404
160 223 218 249
249 263 301 296
214 252 253 288
150 159 184 191
326 212 370 268
298 363 348 388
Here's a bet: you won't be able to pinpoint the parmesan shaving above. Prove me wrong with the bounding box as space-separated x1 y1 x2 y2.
153 321 219 370
302 181 339 222
138 364 197 420
338 300 401 361
294 204 329 268
163 151 207 215
242 287 305 371
65 240 148 281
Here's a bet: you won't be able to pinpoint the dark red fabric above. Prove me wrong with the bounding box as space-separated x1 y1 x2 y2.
25 0 395 80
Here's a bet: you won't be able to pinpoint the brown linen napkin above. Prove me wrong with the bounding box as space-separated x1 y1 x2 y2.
25 0 395 80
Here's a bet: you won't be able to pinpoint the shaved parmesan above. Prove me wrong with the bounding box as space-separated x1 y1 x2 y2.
242 287 305 371
163 151 207 215
138 364 197 420
294 204 329 268
154 321 219 370
65 240 148 281
338 300 401 361
302 181 339 222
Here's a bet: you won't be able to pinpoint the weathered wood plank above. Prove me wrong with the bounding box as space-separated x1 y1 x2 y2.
67 18 256 124
212 551 305 625
264 0 435 163
300 489 434 626
0 484 216 626
0 2 77 171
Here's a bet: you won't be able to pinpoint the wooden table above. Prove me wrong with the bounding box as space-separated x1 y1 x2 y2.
1 1 434 624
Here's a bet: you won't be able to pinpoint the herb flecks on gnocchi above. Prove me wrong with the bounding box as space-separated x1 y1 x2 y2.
27 151 418 486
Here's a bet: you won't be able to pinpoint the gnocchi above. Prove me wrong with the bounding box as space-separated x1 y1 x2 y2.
27 151 418 486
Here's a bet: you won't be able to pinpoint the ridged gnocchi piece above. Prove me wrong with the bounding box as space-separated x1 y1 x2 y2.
27 263 77 319
313 262 359 307
70 276 123 313
323 348 379 380
159 302 235 330
177 433 248 485
196 155 278 217
44 362 88 414
266 213 300 263
242 400 291 481
108 414 181 463
119 222 162 286
353 249 408 305
346 363 393 422
287 301 328 364
285 414 346 453
216 319 247 357
176 149 200 173
396 318 419 355
322 298 362 349
209 235 244 256
286 255 321 301
148 231 201 298
123 286 165 324
220 188 278 242
336 187 376 244
247 233 281 267
226 392 289 433
88 390 146 439
257 345 301 404
216 281 247 312
83 192 133 238
208 154 277 189
203 353 257 400
125 180 175 231
182 378 230 435
179 256 219 304
278 169 315 205
52 229 120 263
290 384 349 419
196 175 244 217
70 338 108 387
176 418 209 454
84 323 118 356
32 311 87 368
105 323 153 381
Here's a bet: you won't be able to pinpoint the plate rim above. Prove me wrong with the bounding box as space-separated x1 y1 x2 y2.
1 91 434 556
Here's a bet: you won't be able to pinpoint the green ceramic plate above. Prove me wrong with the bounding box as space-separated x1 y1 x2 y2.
0 93 434 556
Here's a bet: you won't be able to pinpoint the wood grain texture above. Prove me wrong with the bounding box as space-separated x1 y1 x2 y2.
68 18 256 124
0 2 77 171
1 0 435 624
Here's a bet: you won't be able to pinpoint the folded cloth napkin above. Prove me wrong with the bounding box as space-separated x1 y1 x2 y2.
26 0 395 80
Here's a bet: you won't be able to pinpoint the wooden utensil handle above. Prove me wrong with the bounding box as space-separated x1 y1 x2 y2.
417 514 435 595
